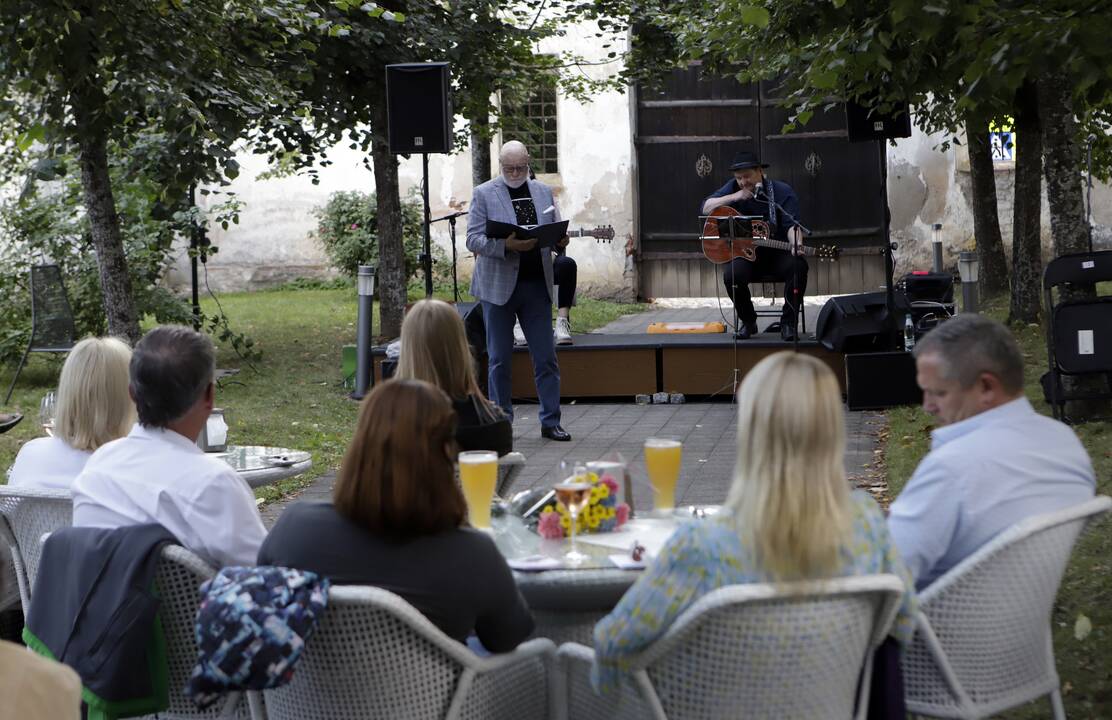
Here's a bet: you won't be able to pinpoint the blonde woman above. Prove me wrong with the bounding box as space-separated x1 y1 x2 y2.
395 299 512 456
591 352 917 692
10 337 134 490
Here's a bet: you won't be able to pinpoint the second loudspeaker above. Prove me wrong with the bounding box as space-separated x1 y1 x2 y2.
386 62 452 154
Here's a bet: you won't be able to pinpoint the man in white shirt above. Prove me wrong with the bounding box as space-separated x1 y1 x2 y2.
888 314 1095 589
72 325 266 568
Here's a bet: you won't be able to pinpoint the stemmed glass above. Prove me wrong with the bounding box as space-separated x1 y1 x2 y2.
554 462 592 565
39 391 56 437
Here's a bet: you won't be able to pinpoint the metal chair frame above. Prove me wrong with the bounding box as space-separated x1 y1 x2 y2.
4 264 78 404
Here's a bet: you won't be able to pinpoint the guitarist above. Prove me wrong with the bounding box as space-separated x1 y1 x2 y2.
701 150 807 341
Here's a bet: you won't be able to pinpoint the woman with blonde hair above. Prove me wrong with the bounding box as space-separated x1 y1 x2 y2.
591 351 917 691
259 379 533 652
395 298 512 456
10 336 134 490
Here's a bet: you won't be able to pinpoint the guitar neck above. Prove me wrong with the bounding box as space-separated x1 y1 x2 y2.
753 237 816 256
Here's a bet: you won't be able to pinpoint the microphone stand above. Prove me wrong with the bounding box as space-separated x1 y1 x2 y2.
753 186 810 352
430 210 469 302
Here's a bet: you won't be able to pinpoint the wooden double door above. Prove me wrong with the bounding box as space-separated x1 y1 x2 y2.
635 65 888 299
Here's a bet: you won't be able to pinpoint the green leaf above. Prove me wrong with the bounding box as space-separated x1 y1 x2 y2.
738 6 770 28
810 70 838 90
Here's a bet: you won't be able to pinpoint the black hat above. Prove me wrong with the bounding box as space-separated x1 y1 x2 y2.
728 151 769 171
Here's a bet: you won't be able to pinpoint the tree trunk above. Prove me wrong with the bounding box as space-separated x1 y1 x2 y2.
74 109 141 345
370 96 406 339
965 113 1009 297
1007 80 1043 325
1038 74 1089 261
470 115 492 187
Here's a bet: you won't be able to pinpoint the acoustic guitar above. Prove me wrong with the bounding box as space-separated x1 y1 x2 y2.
700 206 839 264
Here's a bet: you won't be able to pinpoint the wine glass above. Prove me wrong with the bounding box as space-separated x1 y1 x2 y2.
39 391 56 437
554 463 592 565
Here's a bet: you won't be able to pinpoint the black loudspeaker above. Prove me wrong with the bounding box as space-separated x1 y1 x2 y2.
898 271 954 305
386 62 452 154
816 291 910 353
845 352 923 410
845 100 913 142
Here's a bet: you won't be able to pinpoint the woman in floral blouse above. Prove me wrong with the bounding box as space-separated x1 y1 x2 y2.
592 351 918 692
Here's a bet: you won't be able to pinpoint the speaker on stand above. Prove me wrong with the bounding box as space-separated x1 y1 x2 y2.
386 62 453 298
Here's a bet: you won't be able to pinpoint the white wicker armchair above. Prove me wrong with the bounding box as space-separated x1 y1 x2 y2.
260 585 556 720
0 485 73 613
902 494 1112 720
143 545 256 720
556 574 906 720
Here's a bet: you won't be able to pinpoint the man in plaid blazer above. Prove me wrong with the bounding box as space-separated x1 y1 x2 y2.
466 140 570 441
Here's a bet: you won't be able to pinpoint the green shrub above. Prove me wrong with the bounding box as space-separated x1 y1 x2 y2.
313 190 447 281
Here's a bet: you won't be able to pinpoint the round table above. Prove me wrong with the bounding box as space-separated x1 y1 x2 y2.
490 507 718 644
210 445 312 488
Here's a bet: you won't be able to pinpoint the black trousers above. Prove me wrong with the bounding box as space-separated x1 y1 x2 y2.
722 247 808 326
553 254 577 309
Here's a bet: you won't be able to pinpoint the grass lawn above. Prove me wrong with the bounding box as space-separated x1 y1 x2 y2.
0 283 646 506
884 293 1112 718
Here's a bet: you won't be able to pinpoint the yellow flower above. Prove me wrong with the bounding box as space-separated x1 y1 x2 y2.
560 515 570 529
588 516 600 529
597 484 610 499
544 505 555 514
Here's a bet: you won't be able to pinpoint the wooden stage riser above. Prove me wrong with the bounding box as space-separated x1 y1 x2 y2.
376 346 845 400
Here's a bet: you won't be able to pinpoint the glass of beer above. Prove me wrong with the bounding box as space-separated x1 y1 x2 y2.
554 464 593 565
459 450 498 530
644 438 682 514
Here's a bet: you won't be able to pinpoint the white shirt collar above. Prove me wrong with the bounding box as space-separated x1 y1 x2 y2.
130 423 203 454
931 396 1033 449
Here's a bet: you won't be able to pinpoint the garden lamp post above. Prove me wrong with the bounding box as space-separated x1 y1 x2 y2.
353 264 376 400
958 251 979 314
932 223 943 273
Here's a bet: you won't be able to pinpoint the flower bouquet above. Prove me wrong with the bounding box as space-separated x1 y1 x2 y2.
536 469 631 540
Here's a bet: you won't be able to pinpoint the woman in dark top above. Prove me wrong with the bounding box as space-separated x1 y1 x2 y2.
395 299 512 457
258 379 533 652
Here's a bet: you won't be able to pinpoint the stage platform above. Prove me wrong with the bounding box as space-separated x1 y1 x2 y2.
373 302 844 401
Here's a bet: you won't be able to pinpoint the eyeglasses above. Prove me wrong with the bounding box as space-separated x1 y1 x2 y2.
501 163 530 174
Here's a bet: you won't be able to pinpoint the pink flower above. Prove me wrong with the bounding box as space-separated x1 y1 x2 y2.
615 503 630 527
350 223 359 230
537 511 565 539
600 475 619 495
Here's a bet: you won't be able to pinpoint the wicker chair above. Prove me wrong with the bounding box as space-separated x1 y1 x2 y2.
902 495 1112 720
556 574 906 720
145 545 256 720
0 486 73 613
261 585 557 720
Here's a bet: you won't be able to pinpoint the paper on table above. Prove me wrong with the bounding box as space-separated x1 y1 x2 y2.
576 519 678 558
507 555 564 572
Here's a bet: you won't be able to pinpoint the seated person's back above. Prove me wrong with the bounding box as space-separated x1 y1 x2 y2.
258 379 532 652
395 299 512 457
592 353 917 691
71 325 266 568
889 315 1095 588
10 337 134 491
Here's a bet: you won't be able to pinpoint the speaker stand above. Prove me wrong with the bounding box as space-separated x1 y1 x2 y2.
877 138 899 350
420 152 434 298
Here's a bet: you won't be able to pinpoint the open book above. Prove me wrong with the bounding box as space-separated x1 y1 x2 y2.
485 219 570 249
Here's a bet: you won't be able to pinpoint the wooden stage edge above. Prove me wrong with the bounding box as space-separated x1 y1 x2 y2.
373 333 846 401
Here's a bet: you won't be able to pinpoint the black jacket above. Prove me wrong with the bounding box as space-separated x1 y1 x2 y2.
24 523 179 719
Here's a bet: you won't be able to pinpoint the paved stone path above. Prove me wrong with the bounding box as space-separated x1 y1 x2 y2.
261 402 887 527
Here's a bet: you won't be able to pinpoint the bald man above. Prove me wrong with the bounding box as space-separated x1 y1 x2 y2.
466 141 571 441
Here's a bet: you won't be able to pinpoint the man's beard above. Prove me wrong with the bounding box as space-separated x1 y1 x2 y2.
502 174 527 189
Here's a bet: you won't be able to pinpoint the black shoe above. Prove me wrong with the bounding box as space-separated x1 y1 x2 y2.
541 424 571 441
780 323 798 342
734 321 758 340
